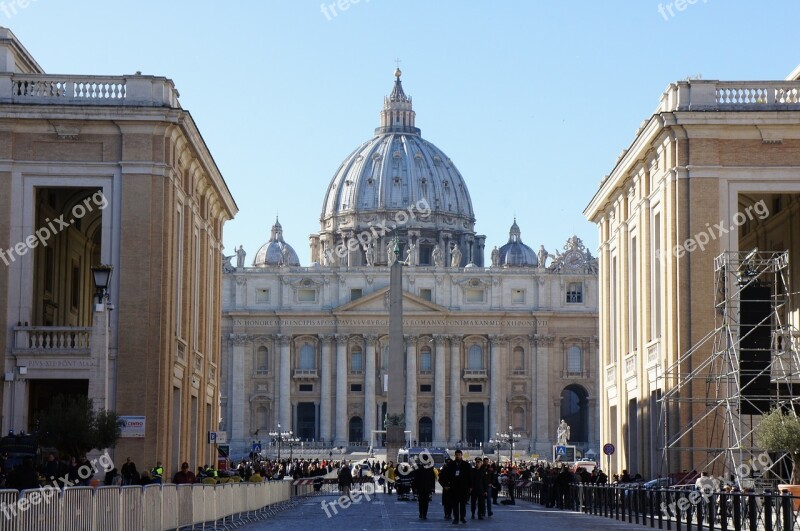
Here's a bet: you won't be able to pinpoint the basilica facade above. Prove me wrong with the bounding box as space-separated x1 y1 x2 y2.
220 70 599 459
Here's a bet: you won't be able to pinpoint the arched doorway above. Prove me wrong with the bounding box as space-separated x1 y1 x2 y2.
560 385 589 442
418 417 433 444
349 416 363 444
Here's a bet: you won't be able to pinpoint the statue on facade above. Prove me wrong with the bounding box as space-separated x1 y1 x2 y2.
387 243 397 267
279 245 290 267
490 246 500 267
450 244 462 268
364 242 375 266
222 252 235 273
322 246 334 267
556 419 570 445
405 241 416 266
432 244 444 267
236 245 246 268
538 245 549 269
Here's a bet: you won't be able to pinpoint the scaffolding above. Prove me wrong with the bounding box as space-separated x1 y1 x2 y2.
659 250 800 485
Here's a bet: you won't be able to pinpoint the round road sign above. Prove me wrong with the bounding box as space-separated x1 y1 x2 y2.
603 443 615 456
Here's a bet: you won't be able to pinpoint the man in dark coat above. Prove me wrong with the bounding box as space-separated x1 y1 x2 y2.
440 449 472 524
412 457 436 519
469 458 487 519
438 459 453 520
338 461 353 497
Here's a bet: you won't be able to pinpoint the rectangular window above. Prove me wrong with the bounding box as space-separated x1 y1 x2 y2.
351 352 363 373
350 384 363 392
419 351 432 372
419 384 432 393
511 289 525 304
419 288 432 301
297 288 316 302
256 288 270 303
465 288 484 303
419 245 432 266
468 384 482 393
566 282 583 303
299 384 313 392
350 288 363 301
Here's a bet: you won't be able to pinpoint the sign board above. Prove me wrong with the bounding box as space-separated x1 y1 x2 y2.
252 442 262 454
603 443 616 456
553 445 576 462
215 431 227 444
208 431 217 444
119 416 145 438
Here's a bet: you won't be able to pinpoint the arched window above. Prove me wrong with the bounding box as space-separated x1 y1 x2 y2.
256 346 269 375
351 347 363 373
299 344 315 370
512 406 525 432
560 385 589 442
419 347 432 372
349 416 364 443
567 345 583 375
419 417 433 444
381 344 389 371
468 344 484 370
512 346 524 372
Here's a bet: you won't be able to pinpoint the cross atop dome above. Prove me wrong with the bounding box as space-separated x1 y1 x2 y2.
377 67 420 135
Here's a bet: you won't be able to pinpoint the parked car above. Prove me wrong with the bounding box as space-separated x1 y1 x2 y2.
571 461 598 474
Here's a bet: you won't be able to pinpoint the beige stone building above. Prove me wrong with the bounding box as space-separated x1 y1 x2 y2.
585 70 800 479
0 29 237 475
221 71 600 461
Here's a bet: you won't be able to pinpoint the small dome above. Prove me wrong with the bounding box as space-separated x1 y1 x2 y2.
253 218 300 267
498 219 537 267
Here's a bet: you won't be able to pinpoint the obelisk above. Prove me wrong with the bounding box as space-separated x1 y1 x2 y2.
385 237 406 462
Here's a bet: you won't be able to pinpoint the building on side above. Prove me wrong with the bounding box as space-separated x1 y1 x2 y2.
585 70 800 479
0 28 237 475
220 70 600 460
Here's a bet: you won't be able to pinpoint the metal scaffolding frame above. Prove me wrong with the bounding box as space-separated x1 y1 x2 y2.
659 250 800 485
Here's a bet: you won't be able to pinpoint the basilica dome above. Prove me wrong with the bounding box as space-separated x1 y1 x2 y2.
253 218 300 267
498 219 538 267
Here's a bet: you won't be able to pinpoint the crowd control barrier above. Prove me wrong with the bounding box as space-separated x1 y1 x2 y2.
0 478 303 530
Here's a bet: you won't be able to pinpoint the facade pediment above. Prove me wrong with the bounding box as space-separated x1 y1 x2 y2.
332 287 448 314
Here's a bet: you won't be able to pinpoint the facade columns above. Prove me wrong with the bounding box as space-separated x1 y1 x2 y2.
365 335 377 445
449 336 462 445
405 335 418 443
528 334 538 449
334 334 348 446
320 335 333 443
489 335 505 437
229 334 249 453
535 335 554 454
433 335 447 446
278 335 291 430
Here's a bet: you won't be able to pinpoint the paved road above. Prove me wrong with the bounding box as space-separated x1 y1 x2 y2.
239 491 649 530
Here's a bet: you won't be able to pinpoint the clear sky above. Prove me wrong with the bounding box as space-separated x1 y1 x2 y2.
8 0 800 262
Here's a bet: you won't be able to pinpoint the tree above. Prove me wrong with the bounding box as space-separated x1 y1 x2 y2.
36 395 121 458
754 408 800 485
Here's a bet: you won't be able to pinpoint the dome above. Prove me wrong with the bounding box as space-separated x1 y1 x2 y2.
253 218 301 267
319 70 475 234
498 219 537 267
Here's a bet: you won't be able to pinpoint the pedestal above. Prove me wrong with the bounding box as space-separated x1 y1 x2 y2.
386 425 405 464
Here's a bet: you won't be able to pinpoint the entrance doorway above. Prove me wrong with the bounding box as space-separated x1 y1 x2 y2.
465 403 485 445
297 402 316 440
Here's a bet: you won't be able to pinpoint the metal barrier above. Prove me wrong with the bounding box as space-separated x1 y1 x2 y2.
120 486 143 531
141 484 162 530
160 483 178 530
0 489 19 531
61 486 92 531
94 486 120 530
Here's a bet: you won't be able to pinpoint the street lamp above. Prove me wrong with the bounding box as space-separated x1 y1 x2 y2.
490 425 522 465
268 424 295 461
90 265 113 411
91 264 113 304
285 434 300 461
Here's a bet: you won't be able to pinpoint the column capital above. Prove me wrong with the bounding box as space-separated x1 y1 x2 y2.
433 334 449 347
365 334 379 346
405 335 419 346
489 334 508 345
533 334 555 346
229 333 251 346
276 334 291 346
319 334 335 344
335 334 349 346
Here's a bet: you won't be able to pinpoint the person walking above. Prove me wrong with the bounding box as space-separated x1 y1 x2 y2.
440 449 472 524
469 458 487 519
338 461 353 497
413 457 436 520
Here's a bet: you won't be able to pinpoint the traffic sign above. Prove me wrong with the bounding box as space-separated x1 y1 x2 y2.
208 431 217 444
603 443 615 456
252 442 262 454
555 446 567 456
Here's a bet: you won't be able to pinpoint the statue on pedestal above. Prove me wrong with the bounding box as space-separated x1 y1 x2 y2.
432 244 444 267
450 244 462 268
236 245 246 268
491 246 500 267
364 242 375 266
556 419 570 446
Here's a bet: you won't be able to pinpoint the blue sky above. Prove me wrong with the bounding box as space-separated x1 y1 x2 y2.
9 0 800 262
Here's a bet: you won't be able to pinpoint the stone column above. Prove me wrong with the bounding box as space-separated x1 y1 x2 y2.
528 334 538 450
405 335 418 444
536 335 554 454
334 334 348 446
433 335 447 446
365 335 377 446
230 334 249 454
320 335 333 443
489 335 504 438
278 335 291 429
449 337 462 445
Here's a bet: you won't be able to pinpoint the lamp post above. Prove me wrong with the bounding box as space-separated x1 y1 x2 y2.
90 265 113 411
490 425 521 465
286 434 300 461
268 424 295 461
